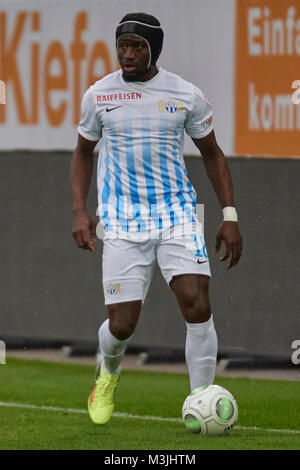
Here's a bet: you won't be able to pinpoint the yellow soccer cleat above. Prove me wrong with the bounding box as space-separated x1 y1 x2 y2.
88 365 121 424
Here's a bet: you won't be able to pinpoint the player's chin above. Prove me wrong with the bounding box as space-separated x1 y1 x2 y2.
122 67 144 82
122 71 138 81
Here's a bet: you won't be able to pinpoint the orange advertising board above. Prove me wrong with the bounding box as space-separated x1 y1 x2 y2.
0 10 117 127
235 0 300 156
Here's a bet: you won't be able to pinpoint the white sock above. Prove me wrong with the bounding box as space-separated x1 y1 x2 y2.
185 315 218 391
98 319 133 375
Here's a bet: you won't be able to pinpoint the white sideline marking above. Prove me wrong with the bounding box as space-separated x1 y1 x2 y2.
0 401 300 435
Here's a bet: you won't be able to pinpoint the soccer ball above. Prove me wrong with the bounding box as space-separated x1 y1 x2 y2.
182 384 238 436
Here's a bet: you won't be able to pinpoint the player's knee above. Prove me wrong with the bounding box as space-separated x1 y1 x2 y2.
182 291 211 323
109 318 137 340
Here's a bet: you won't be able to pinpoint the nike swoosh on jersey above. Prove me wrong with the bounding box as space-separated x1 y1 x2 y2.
197 259 207 264
106 105 122 112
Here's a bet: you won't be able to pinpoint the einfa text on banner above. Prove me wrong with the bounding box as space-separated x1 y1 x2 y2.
235 0 300 157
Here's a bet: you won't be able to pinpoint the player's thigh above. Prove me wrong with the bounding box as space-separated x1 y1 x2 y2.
156 225 211 286
170 273 211 321
102 237 155 306
157 226 211 322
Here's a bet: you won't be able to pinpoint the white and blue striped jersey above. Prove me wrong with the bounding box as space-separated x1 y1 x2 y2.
77 67 213 233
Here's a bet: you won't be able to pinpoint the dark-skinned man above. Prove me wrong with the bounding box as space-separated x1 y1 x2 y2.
71 12 242 425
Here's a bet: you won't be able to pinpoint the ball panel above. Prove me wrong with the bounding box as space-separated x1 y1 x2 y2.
184 414 202 434
190 386 207 396
215 397 235 421
205 418 228 435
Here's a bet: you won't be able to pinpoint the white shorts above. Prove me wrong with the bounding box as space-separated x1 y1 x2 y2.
102 223 211 305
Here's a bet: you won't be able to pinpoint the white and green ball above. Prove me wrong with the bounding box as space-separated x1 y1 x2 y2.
182 385 238 436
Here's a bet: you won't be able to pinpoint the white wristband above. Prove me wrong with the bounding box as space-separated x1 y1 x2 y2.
223 206 238 222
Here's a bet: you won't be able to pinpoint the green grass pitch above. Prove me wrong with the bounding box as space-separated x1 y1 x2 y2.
0 357 299 450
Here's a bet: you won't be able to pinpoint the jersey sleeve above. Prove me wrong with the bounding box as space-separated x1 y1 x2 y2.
184 85 213 139
77 87 102 141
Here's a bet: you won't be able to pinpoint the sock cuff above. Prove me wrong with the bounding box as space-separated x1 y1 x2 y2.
108 326 135 345
99 318 135 345
102 363 121 375
185 314 214 335
98 319 134 362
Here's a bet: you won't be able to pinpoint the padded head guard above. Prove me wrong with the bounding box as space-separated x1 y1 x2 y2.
116 13 164 68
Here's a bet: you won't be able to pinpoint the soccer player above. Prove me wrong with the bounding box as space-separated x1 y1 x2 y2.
71 13 242 425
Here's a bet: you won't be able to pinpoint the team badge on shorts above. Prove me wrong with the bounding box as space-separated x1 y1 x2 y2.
105 282 121 296
204 116 212 128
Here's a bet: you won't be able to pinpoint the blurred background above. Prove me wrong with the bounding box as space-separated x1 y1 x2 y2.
0 0 299 372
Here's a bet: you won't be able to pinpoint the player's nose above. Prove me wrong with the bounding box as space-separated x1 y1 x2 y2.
122 46 136 59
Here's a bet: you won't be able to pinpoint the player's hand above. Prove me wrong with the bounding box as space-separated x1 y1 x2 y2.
72 209 97 253
214 222 242 269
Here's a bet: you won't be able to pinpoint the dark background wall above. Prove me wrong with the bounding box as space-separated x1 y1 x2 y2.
0 152 299 359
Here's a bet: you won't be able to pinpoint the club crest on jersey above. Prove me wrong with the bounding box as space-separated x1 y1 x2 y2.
158 100 184 113
105 283 121 296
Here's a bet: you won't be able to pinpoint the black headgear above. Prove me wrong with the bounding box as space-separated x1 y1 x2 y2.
116 13 164 68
